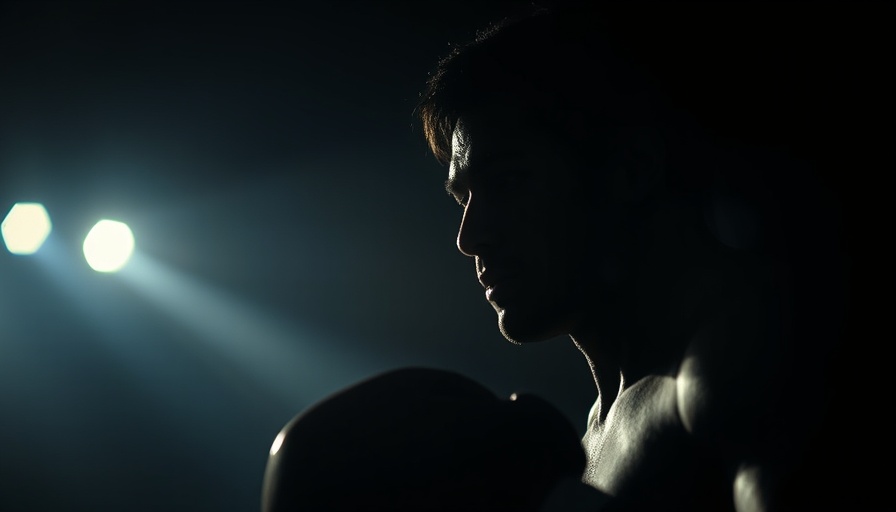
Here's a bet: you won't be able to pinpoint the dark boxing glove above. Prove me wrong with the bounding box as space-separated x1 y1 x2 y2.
261 367 588 511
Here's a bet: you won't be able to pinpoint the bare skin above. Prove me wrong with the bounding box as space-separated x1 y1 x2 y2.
448 104 801 511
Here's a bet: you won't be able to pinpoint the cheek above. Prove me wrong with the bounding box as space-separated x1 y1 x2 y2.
534 212 586 294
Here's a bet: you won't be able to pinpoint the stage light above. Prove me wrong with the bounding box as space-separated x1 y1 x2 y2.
83 220 135 272
1 202 52 255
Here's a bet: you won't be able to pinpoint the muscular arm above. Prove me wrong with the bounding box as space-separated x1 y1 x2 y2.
676 298 821 512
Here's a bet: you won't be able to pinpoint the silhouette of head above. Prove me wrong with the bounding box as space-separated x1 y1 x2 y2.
417 10 683 344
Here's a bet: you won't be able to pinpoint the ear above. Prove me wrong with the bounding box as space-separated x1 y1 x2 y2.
611 125 666 204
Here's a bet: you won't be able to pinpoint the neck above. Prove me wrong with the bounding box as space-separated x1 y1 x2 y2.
570 314 672 427
573 332 624 425
571 202 747 424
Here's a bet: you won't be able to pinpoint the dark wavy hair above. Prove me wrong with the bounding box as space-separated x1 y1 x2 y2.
414 6 713 197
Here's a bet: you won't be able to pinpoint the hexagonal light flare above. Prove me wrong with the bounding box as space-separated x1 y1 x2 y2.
1 202 53 255
83 219 135 272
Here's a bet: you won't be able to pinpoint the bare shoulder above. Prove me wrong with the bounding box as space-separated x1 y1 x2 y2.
584 374 736 511
676 305 784 443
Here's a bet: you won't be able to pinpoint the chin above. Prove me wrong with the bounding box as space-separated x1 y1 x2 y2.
496 307 567 345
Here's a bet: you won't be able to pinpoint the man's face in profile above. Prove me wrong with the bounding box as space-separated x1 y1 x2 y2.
447 105 597 344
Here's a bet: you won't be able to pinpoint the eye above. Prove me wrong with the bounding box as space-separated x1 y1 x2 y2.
444 177 469 208
447 190 468 208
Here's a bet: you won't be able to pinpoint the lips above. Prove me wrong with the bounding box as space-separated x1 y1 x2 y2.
478 270 520 302
478 271 513 290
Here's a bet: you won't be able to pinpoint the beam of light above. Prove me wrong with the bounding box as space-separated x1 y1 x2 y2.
1 202 52 255
28 236 245 488
29 236 199 401
116 251 381 409
83 219 135 272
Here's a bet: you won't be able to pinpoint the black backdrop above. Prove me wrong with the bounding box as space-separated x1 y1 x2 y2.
1 2 891 511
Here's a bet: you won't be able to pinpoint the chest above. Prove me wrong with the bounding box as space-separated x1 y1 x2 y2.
582 377 732 511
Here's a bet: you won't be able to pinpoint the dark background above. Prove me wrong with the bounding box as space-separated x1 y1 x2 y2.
0 2 892 511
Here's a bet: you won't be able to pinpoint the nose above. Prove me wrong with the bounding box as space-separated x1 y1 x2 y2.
456 194 493 258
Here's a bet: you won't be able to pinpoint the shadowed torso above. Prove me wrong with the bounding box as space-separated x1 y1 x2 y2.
582 374 734 511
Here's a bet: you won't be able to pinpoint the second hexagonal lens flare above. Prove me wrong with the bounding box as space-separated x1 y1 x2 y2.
83 219 135 273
